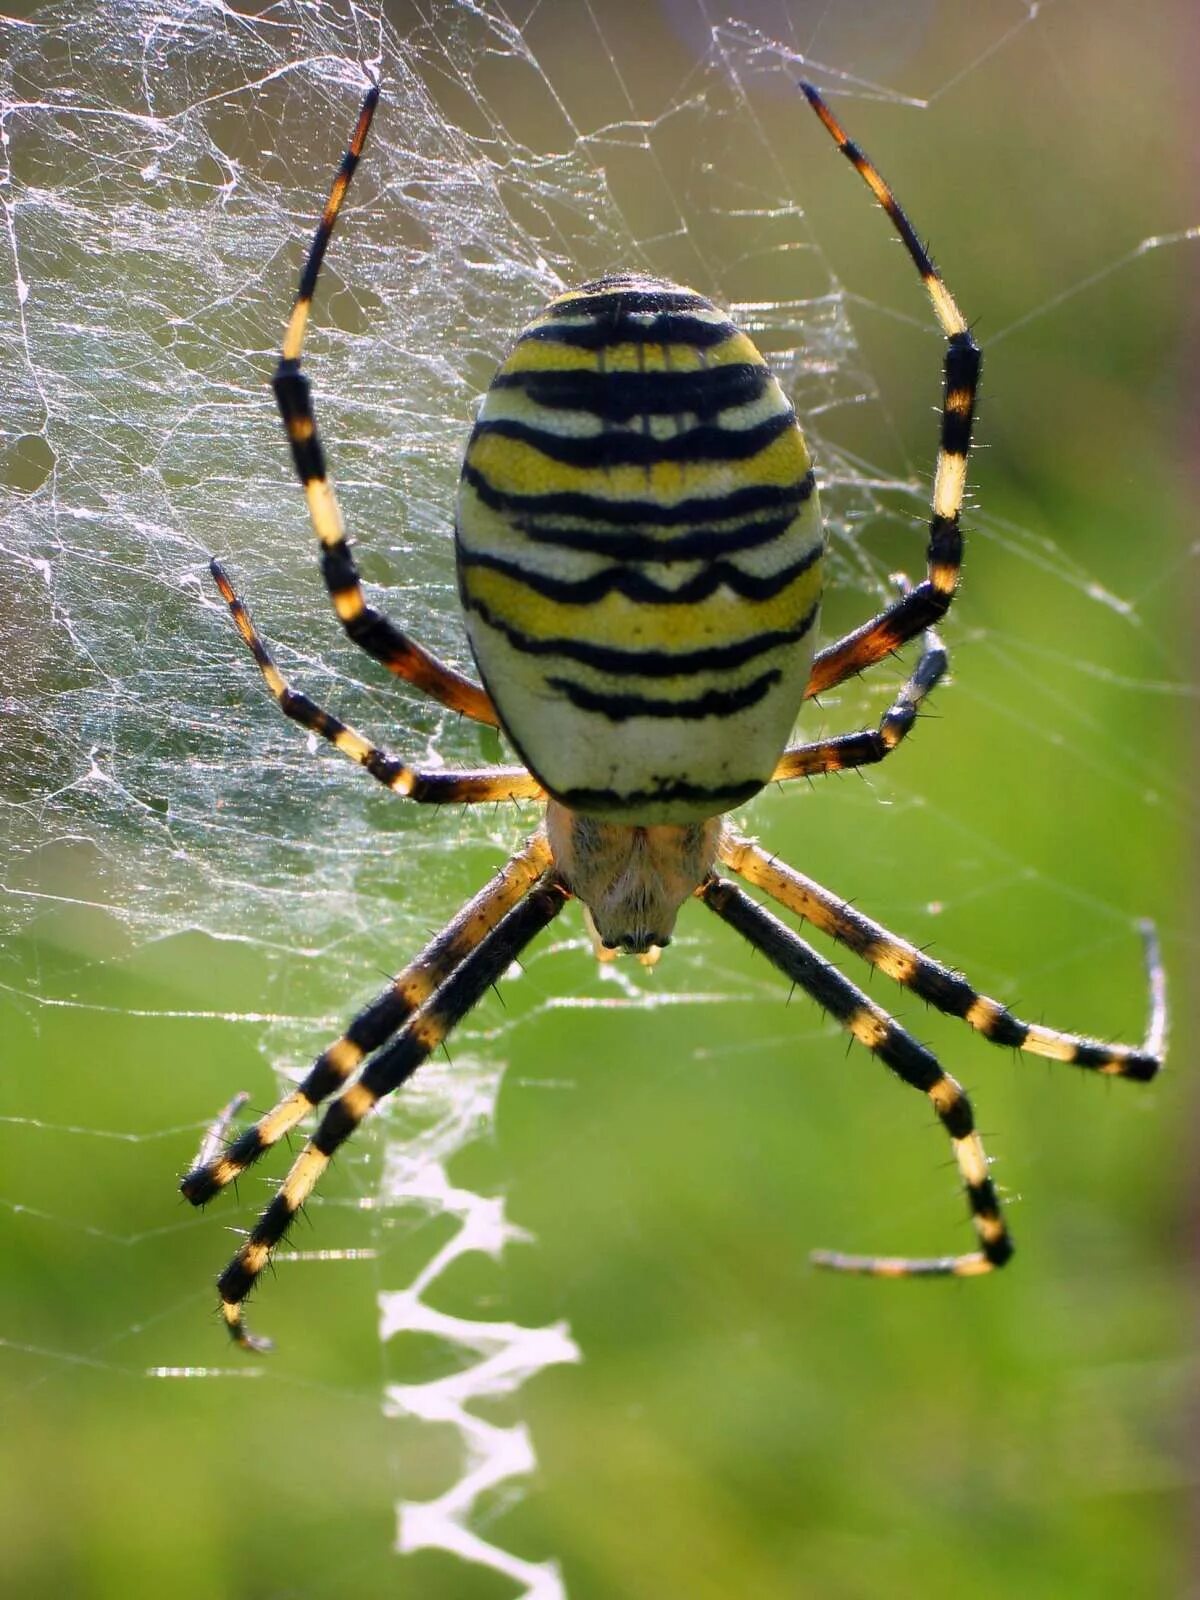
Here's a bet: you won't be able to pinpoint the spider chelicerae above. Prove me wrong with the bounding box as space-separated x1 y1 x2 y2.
182 80 1166 1351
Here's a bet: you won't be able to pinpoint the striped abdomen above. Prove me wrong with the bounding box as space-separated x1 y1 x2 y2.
455 275 823 823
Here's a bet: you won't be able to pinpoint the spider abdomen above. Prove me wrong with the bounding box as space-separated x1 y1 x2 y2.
456 275 823 823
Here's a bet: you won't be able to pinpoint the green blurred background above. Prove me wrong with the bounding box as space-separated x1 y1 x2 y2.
0 1 1194 1596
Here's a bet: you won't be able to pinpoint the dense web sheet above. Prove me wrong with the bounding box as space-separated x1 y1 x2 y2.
1 2 1194 1593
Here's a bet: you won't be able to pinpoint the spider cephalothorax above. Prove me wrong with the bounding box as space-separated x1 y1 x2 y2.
545 805 723 954
183 80 1164 1352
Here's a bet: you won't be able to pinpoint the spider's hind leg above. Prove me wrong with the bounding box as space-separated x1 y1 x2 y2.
719 833 1165 1082
216 878 570 1352
701 875 1012 1277
180 833 553 1206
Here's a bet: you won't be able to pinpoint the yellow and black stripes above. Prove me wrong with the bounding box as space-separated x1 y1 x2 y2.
279 81 379 367
217 877 570 1351
457 274 824 821
462 542 821 608
701 876 1012 1277
186 1091 250 1186
180 833 553 1206
210 560 542 804
271 81 498 726
488 359 772 421
720 832 1164 1082
517 281 741 346
468 410 799 469
798 81 979 701
459 467 815 561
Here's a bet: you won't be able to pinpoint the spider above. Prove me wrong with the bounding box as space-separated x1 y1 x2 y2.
182 80 1166 1351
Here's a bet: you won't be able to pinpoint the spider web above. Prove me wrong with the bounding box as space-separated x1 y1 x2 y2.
0 2 1194 1595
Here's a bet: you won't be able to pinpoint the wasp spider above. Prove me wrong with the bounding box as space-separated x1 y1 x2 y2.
183 81 1166 1351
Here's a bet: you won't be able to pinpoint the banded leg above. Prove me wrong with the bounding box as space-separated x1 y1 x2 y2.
180 831 553 1205
701 876 1011 1277
212 560 542 804
187 1092 250 1179
219 879 570 1350
719 832 1165 1082
798 82 979 701
274 82 499 726
775 580 946 780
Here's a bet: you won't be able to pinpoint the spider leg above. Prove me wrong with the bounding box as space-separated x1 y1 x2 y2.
187 1092 250 1178
798 82 979 701
181 832 553 1205
775 577 946 780
700 875 1012 1277
273 83 499 726
211 561 541 804
218 877 570 1351
719 833 1165 1081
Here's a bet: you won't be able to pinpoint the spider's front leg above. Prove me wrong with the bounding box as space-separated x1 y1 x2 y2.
798 82 980 700
210 561 542 805
274 80 499 726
